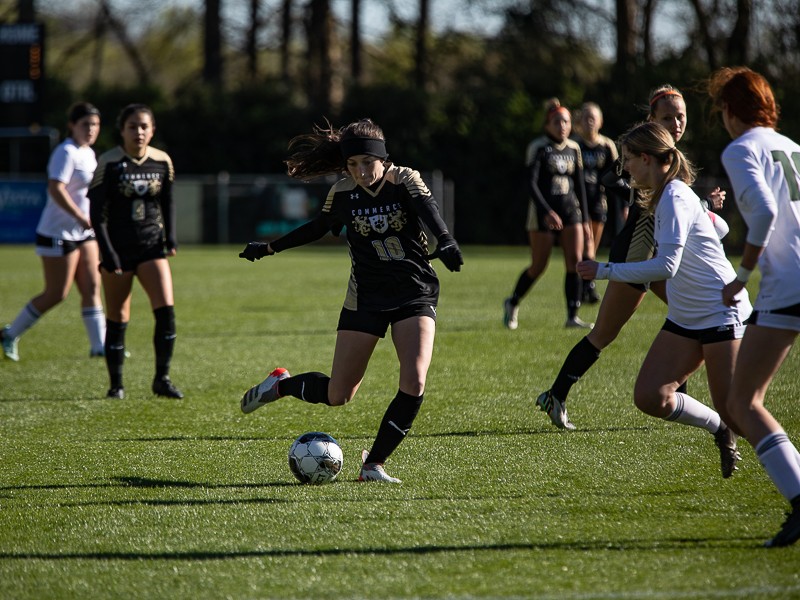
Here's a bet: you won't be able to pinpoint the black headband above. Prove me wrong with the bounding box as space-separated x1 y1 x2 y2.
340 136 388 160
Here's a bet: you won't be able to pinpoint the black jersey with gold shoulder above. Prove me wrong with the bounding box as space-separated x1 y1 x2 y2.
526 135 587 218
323 164 441 312
88 146 176 269
578 134 617 207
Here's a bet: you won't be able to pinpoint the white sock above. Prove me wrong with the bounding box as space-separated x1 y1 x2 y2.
7 302 41 339
665 392 722 433
82 306 106 354
755 432 800 503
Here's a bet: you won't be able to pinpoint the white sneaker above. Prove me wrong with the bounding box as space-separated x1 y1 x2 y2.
1 326 19 362
241 368 290 413
536 390 576 431
358 449 402 483
503 298 519 330
565 316 594 329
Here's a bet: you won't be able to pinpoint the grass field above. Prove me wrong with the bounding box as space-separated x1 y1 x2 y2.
1 243 798 599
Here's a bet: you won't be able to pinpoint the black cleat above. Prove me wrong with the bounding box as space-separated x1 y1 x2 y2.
765 506 800 548
152 377 184 399
106 387 125 399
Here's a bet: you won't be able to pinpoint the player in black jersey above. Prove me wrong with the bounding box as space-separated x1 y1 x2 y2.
575 102 618 304
537 86 732 448
503 98 593 330
88 104 183 400
238 118 462 483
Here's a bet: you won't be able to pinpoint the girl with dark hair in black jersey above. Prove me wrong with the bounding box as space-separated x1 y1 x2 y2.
503 98 593 331
88 104 183 401
238 118 462 483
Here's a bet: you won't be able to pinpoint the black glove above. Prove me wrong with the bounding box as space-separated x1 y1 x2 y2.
239 242 273 262
429 234 463 272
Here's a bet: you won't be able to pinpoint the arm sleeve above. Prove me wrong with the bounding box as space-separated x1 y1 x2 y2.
270 211 338 253
161 167 177 250
596 242 683 283
722 143 778 246
527 158 553 213
88 161 121 271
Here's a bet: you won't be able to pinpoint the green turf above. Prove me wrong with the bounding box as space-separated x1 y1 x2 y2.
1 244 798 599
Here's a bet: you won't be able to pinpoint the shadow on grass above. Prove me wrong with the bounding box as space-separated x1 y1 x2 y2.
0 536 770 561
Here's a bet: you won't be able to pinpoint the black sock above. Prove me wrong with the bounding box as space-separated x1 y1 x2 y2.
511 270 536 304
565 272 582 319
279 372 331 405
105 320 127 389
551 336 601 401
677 380 688 395
366 390 424 464
153 306 176 380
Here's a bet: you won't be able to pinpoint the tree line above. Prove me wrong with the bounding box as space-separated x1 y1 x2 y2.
5 0 800 244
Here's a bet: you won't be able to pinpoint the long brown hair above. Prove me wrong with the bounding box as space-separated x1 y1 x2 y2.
285 118 386 180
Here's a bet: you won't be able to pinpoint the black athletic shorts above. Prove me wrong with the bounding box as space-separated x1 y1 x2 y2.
337 302 437 338
586 195 608 223
35 233 96 257
661 319 746 344
100 244 167 273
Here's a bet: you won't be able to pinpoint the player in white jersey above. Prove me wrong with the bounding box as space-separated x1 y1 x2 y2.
577 121 751 479
1 102 105 361
708 67 800 547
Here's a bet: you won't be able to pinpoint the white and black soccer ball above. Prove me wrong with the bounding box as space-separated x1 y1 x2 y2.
288 432 344 484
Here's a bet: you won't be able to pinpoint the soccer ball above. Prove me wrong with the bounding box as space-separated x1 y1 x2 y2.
288 432 344 484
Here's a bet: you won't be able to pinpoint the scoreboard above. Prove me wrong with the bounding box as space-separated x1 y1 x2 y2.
0 22 45 127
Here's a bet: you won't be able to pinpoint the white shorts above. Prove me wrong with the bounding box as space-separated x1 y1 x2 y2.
35 234 96 258
750 309 800 333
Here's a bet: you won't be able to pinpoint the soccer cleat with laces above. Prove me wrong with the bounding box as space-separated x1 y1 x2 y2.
241 368 289 413
765 505 800 548
536 390 576 431
106 387 125 400
565 316 594 329
1 326 19 362
358 449 402 483
152 376 184 399
503 298 519 330
713 425 741 478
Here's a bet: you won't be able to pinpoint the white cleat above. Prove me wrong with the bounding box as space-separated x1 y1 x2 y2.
1 326 19 362
536 390 576 431
565 316 594 329
503 298 519 330
358 449 402 483
241 368 290 413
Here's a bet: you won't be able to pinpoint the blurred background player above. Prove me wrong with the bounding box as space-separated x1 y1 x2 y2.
238 118 462 483
88 104 183 400
710 67 800 547
1 102 105 361
503 98 592 330
575 102 618 304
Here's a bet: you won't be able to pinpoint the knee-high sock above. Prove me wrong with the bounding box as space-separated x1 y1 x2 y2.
7 302 41 339
755 432 800 504
82 306 106 354
366 390 424 464
153 306 176 380
665 392 721 433
551 336 601 401
510 271 536 305
104 320 127 389
278 372 331 405
565 272 582 319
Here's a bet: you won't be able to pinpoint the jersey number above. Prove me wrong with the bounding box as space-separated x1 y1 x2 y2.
771 150 800 202
372 236 405 261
